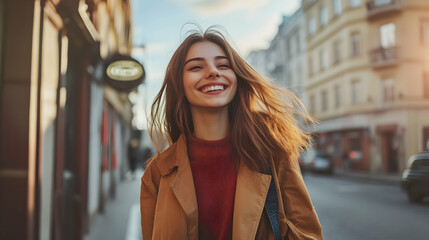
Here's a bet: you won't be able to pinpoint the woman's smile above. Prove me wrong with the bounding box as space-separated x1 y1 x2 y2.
183 41 237 109
198 82 229 94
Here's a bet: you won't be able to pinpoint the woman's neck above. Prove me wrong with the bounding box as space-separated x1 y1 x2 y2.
190 106 230 141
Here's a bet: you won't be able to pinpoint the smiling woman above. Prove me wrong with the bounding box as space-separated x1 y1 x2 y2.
183 41 238 130
140 26 323 240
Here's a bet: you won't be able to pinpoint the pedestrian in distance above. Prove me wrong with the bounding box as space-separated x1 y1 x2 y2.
140 25 323 240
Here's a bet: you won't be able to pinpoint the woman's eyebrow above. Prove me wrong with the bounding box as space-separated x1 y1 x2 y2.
184 56 228 65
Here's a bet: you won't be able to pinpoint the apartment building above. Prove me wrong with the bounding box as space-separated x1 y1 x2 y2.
0 1 140 239
303 0 429 174
248 9 308 107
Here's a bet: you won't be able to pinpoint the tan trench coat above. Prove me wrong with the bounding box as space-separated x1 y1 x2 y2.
140 135 323 240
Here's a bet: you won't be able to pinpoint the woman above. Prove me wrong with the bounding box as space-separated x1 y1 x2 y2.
140 27 323 240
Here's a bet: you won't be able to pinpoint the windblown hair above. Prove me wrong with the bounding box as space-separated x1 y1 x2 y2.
149 26 314 173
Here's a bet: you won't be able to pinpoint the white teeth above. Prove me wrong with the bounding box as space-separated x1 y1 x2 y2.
201 85 225 93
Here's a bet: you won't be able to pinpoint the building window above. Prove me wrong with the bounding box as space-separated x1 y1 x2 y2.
424 72 429 99
382 78 394 103
350 0 361 8
350 32 361 57
321 90 328 111
421 20 429 45
288 38 293 58
334 85 341 108
374 0 393 6
309 57 314 76
319 49 328 71
380 23 396 48
423 127 429 150
296 34 301 53
310 94 316 114
334 0 342 15
333 40 341 65
308 17 316 36
332 133 341 156
320 6 328 27
294 35 299 55
351 80 361 105
348 131 362 160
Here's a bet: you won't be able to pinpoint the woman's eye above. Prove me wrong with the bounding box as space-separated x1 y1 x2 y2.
189 66 202 71
218 64 230 69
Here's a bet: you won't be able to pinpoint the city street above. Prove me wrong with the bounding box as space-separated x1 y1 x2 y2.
88 171 429 240
304 173 429 240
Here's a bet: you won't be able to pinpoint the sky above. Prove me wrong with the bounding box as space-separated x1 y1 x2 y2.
130 0 301 129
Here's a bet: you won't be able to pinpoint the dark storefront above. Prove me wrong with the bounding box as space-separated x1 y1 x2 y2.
315 128 370 172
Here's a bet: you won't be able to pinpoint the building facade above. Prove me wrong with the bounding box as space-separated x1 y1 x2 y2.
0 0 138 240
303 0 429 174
247 0 429 175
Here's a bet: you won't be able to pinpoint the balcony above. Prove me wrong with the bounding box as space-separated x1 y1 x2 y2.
366 0 403 20
370 47 399 68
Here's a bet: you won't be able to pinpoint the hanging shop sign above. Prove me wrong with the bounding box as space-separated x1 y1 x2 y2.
104 54 145 91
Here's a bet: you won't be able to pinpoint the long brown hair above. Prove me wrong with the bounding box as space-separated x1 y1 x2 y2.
149 26 313 173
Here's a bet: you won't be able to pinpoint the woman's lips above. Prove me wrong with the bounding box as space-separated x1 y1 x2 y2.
198 83 229 94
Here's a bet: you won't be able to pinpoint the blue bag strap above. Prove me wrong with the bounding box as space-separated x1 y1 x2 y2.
264 172 283 240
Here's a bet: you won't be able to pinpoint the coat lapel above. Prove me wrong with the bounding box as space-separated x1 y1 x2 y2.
170 135 199 240
232 163 271 240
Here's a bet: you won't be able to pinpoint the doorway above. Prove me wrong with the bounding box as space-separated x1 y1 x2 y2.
378 125 399 173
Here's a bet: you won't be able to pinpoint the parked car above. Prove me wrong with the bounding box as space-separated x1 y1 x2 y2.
401 152 429 203
301 147 333 174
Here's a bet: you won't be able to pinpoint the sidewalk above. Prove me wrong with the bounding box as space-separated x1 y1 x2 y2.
334 169 401 186
85 170 143 240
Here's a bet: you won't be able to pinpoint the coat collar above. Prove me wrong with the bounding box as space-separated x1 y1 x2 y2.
158 135 198 239
233 162 271 240
156 135 271 240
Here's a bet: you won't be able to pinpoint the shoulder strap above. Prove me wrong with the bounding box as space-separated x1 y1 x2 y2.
264 173 283 240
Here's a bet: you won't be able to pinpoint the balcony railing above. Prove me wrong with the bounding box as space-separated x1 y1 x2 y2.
366 0 403 20
370 46 399 68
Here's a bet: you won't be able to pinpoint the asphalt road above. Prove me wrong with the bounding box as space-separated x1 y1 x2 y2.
303 173 429 240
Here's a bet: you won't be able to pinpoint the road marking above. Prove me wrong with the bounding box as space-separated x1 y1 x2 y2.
126 204 142 240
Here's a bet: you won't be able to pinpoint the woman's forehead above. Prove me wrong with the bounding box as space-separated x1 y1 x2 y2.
185 41 227 60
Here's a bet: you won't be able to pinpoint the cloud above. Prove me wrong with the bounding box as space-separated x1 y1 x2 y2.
173 0 268 16
235 14 282 56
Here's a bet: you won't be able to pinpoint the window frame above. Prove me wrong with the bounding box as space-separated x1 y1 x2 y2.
423 72 429 99
308 16 316 36
321 90 328 111
349 0 361 8
334 85 341 108
310 94 316 115
319 48 328 71
320 6 328 27
380 22 396 48
421 19 429 46
351 80 361 105
334 0 342 16
381 78 394 104
350 32 361 57
333 39 341 65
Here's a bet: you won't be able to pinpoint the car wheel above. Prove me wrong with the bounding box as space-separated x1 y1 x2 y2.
407 192 423 203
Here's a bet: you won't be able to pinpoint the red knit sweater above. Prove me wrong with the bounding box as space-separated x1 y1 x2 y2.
187 134 237 240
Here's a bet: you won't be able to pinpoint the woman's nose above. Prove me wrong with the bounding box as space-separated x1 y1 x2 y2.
206 64 220 79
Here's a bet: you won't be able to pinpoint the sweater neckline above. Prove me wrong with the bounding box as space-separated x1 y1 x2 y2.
187 134 233 161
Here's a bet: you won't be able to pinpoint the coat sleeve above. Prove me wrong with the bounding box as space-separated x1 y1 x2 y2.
276 155 323 240
140 160 161 240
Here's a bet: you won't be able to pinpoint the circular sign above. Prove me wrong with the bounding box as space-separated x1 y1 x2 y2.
103 54 145 92
106 60 144 81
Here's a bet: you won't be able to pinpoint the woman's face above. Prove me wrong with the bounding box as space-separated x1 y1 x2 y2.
183 41 237 110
